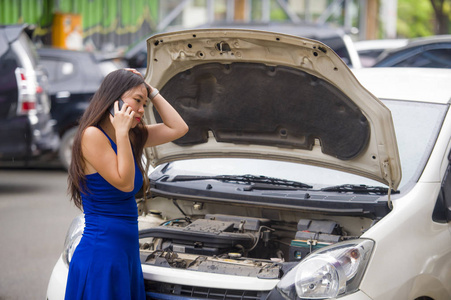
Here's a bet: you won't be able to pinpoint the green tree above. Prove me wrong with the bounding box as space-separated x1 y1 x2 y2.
430 0 451 34
398 0 434 37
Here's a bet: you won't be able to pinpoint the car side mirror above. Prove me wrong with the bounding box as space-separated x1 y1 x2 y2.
433 149 451 223
446 151 451 222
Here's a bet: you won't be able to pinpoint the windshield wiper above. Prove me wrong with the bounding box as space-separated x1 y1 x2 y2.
172 174 312 189
321 184 399 195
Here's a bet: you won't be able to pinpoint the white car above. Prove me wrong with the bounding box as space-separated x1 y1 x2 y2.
47 29 451 300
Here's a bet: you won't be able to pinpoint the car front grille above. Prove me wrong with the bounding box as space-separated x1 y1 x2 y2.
146 281 268 300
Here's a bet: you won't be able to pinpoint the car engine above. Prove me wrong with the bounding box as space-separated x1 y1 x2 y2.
139 212 345 278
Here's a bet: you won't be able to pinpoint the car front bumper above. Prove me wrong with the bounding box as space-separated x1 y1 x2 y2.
46 256 67 300
47 255 374 300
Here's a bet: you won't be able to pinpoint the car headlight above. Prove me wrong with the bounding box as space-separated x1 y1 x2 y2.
276 239 374 299
62 214 85 267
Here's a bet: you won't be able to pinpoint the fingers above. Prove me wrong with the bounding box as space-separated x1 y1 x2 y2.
124 68 153 89
117 101 133 116
124 68 142 77
112 101 134 124
125 105 134 116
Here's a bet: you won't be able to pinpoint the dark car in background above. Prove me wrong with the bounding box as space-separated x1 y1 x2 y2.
122 38 149 75
123 22 361 73
373 34 451 68
0 25 59 166
354 38 408 67
37 48 122 169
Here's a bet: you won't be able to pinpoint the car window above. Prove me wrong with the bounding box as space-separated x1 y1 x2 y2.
61 61 74 76
40 59 59 82
163 100 448 190
384 99 447 186
393 48 451 68
40 58 76 83
358 49 385 59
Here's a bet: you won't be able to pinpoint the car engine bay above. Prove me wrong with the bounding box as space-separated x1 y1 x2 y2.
138 197 373 279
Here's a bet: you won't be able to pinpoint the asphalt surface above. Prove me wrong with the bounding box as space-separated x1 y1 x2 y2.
0 166 80 300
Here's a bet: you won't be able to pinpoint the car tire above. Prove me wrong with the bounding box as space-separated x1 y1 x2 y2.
59 127 77 170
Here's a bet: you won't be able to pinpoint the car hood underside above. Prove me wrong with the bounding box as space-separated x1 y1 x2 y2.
144 29 401 189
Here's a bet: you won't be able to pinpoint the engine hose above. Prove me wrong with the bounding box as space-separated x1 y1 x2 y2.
247 225 275 252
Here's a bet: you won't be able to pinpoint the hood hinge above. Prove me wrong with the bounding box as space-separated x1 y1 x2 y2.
383 160 393 210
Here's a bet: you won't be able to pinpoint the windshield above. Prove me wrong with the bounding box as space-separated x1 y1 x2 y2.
160 100 447 191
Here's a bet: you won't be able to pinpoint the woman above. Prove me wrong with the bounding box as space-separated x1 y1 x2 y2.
65 68 188 299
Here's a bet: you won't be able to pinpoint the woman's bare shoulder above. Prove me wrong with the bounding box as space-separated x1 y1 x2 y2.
81 126 113 174
83 126 102 137
82 126 106 141
81 126 109 149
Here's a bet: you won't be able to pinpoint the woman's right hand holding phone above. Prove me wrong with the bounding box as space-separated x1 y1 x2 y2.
109 100 135 135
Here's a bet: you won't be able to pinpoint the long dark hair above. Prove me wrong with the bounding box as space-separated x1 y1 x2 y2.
68 69 150 209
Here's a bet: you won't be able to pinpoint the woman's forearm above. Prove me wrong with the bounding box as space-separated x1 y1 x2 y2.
152 93 188 135
115 130 135 192
145 91 189 147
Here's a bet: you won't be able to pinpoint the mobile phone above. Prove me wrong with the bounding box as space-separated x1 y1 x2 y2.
109 99 124 116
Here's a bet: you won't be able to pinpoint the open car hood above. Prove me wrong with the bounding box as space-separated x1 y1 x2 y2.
144 29 401 189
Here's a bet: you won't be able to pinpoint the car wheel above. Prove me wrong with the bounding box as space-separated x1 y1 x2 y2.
59 127 77 170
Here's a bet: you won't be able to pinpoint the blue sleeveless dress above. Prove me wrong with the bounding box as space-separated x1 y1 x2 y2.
65 129 145 300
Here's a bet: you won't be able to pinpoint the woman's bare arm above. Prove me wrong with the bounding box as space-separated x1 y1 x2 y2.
144 91 189 147
82 103 136 192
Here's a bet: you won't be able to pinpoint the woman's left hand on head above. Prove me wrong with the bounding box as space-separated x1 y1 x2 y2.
124 68 142 77
124 68 155 93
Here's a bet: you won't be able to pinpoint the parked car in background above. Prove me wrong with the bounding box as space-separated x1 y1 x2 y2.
373 34 451 68
123 22 361 73
354 38 407 67
0 25 59 166
122 38 148 75
48 29 451 300
37 48 122 169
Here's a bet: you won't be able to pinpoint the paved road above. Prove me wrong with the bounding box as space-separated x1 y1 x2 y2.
0 167 80 300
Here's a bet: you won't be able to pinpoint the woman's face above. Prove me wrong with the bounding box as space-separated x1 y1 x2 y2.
121 83 148 127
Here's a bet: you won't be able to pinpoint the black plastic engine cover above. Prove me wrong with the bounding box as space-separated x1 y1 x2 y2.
139 219 256 251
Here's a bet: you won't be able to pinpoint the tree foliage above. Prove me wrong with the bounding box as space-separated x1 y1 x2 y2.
398 0 434 37
430 0 451 34
397 0 450 37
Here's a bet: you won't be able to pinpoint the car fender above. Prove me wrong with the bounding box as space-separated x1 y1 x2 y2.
46 256 68 300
